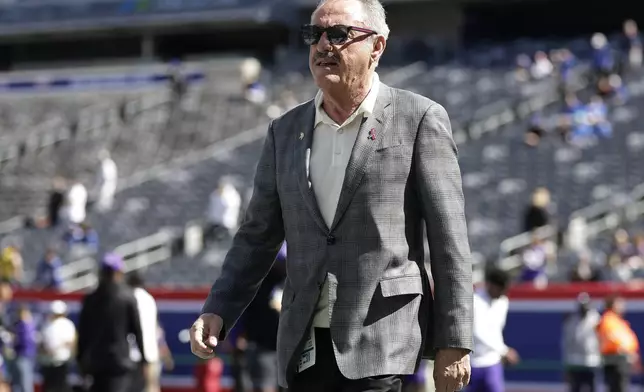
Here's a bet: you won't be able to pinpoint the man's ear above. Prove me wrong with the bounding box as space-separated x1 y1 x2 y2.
371 35 386 64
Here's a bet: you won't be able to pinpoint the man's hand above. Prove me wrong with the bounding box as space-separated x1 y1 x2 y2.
503 347 520 366
434 348 471 392
141 363 151 385
190 313 223 359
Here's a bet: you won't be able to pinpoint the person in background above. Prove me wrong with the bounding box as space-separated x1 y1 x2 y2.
558 48 577 92
194 356 223 392
623 19 642 70
597 74 627 105
0 240 23 286
562 293 601 392
596 295 640 392
94 149 118 213
524 113 546 147
570 103 594 143
587 95 612 139
467 269 519 392
10 305 36 392
569 252 601 283
611 229 637 261
239 242 287 392
47 178 66 228
0 356 8 392
40 301 76 392
591 33 615 78
530 51 553 80
206 177 242 244
560 92 583 136
523 187 551 233
519 234 550 288
0 282 11 392
157 323 174 375
635 233 644 258
64 180 87 226
240 58 265 104
64 222 99 253
127 272 160 392
514 54 532 82
77 253 147 392
33 247 63 291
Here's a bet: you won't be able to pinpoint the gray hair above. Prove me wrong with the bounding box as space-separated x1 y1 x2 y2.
316 0 390 40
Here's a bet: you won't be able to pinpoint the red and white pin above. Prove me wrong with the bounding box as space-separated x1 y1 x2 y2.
368 128 376 140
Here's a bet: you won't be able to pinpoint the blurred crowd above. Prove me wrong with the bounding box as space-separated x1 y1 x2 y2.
516 186 644 288
0 264 174 392
522 20 639 148
507 20 644 288
562 293 641 392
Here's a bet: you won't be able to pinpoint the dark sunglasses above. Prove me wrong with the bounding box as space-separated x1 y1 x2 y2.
301 24 377 46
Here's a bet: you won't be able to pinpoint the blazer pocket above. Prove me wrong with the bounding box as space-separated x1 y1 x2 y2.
380 275 423 297
375 142 405 152
376 134 406 152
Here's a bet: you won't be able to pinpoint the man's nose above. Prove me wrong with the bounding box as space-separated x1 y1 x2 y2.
315 32 332 52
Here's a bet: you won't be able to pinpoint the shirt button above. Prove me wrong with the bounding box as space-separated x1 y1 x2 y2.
338 129 344 134
326 235 336 245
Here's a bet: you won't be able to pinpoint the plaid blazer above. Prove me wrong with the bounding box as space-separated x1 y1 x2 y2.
202 83 473 387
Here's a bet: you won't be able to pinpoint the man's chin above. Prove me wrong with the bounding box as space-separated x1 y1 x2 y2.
313 73 341 88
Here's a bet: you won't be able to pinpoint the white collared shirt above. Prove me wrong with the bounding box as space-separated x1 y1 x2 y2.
309 73 380 328
471 289 510 368
129 287 160 363
41 317 76 365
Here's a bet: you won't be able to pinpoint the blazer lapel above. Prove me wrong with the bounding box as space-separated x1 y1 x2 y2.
295 101 329 233
330 85 393 231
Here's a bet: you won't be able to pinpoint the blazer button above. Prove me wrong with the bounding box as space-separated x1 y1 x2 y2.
326 235 336 245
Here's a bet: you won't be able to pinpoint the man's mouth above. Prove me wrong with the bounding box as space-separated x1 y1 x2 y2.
316 60 338 67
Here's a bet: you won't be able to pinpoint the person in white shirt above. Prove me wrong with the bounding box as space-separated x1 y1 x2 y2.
530 51 553 80
206 178 242 241
127 273 160 392
94 149 118 212
64 181 87 225
467 269 519 392
561 293 600 392
40 300 76 392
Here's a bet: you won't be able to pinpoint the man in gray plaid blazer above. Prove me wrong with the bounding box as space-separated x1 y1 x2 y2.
190 0 473 391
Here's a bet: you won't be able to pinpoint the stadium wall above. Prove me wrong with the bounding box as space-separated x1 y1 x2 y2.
12 283 644 391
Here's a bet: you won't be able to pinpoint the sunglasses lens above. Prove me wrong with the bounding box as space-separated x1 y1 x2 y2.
301 25 320 45
327 26 349 45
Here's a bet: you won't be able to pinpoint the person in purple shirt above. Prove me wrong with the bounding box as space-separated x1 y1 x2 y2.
34 248 63 291
10 305 36 392
587 95 612 139
63 223 99 252
591 33 615 77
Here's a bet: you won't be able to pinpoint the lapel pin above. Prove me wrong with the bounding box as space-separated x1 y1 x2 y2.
299 132 304 140
368 128 376 141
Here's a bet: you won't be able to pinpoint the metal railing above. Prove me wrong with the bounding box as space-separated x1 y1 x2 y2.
0 216 24 238
577 183 644 239
61 230 175 292
498 224 558 258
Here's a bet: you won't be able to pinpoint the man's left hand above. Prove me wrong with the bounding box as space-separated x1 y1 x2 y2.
434 348 471 392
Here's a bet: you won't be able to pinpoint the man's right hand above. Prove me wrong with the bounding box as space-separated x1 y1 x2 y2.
503 347 520 366
190 313 223 359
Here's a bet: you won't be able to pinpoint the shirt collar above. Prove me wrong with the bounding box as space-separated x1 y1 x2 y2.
314 72 380 128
